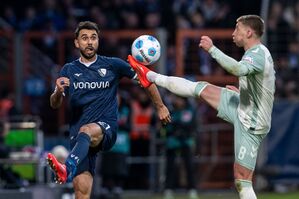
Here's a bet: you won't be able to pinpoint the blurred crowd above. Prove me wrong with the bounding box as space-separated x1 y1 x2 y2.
267 0 299 100
0 0 298 100
0 0 237 32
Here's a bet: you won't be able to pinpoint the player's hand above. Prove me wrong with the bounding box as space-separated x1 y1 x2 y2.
199 36 214 52
157 104 172 125
226 85 240 93
55 77 70 94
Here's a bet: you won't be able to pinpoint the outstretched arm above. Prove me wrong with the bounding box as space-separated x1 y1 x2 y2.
145 84 171 124
199 36 249 76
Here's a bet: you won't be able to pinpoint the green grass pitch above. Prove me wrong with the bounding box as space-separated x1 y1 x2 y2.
122 191 299 199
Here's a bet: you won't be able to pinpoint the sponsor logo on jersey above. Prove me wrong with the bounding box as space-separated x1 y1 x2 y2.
98 68 107 77
73 81 110 89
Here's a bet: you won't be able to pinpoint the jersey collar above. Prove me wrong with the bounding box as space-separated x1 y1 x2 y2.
79 55 98 67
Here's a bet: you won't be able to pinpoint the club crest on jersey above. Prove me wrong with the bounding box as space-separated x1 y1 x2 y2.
98 68 107 77
243 56 253 64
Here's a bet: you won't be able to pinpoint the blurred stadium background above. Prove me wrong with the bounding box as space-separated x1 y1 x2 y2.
0 0 299 198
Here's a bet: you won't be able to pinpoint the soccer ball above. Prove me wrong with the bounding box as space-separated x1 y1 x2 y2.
131 35 161 65
52 145 69 163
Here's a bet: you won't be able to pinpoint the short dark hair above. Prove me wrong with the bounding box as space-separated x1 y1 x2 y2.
74 21 99 38
237 15 264 37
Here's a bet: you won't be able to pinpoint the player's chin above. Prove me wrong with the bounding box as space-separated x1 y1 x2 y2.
83 51 96 59
233 40 242 47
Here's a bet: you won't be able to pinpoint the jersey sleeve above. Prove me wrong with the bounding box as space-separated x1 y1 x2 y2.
112 57 136 79
240 48 265 75
59 64 69 78
209 45 266 77
57 64 70 95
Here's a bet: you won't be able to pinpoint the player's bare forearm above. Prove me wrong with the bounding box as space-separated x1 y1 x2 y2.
50 91 63 109
50 77 70 109
145 84 171 124
145 84 164 108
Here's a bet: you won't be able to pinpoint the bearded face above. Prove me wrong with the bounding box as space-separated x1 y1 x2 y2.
75 29 99 61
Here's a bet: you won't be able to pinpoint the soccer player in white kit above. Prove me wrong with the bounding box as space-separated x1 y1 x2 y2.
128 15 275 199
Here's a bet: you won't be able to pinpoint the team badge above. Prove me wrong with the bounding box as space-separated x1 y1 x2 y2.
98 68 107 77
243 56 253 64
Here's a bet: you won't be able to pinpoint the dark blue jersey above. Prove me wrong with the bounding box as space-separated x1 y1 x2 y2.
59 55 135 137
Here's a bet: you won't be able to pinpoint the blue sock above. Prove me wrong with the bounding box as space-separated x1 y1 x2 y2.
65 132 91 180
65 159 76 182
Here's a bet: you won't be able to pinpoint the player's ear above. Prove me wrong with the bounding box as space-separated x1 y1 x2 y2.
247 28 253 38
74 39 79 48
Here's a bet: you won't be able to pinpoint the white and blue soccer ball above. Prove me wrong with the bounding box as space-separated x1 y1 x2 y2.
131 35 161 66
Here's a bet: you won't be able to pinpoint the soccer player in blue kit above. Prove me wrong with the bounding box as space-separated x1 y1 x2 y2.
46 21 171 199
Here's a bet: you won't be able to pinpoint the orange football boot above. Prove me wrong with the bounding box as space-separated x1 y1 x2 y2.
128 55 152 88
47 153 67 184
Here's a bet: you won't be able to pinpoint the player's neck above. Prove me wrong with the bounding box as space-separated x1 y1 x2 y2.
79 56 97 66
244 39 261 51
80 55 97 64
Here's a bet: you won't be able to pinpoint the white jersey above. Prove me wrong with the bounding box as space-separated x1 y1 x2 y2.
209 44 275 134
238 44 275 134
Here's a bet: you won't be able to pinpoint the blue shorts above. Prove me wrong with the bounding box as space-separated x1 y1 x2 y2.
70 121 117 176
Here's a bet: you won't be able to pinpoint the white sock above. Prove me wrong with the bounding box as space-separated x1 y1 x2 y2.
239 186 257 199
147 72 207 97
146 71 158 82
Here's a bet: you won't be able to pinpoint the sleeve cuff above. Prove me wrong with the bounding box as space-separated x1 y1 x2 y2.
208 45 217 54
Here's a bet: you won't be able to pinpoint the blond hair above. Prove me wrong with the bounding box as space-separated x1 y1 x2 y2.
237 15 264 37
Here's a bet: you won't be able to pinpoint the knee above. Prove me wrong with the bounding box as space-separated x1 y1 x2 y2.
79 124 93 135
79 124 103 147
234 163 253 180
79 125 93 141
